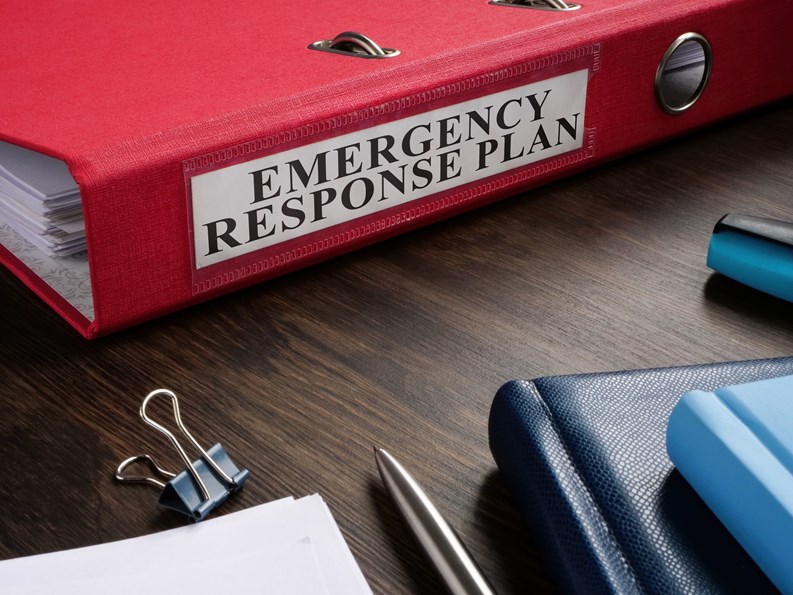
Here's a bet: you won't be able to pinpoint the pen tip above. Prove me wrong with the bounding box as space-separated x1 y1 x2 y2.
374 447 390 466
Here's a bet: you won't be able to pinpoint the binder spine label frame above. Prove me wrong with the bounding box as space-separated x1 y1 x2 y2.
185 46 599 293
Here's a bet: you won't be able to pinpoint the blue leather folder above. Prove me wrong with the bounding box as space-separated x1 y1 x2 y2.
489 357 793 594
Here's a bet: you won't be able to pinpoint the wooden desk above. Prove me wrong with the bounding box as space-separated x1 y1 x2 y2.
2 100 792 593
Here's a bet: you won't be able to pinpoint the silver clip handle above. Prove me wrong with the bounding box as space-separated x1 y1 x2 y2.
309 31 400 59
115 454 176 488
331 32 387 57
140 389 235 501
540 0 572 10
489 0 581 11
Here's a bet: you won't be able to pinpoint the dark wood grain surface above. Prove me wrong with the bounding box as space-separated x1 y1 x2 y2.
2 100 792 594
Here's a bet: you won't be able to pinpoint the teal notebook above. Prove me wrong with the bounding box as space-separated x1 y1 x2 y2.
667 374 793 594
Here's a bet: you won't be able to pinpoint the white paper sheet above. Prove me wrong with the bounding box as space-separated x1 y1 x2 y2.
0 495 371 595
18 539 331 595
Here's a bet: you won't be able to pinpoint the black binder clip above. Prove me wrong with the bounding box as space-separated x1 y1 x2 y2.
115 389 250 522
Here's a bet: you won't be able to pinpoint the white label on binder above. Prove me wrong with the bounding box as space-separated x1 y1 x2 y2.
190 68 588 269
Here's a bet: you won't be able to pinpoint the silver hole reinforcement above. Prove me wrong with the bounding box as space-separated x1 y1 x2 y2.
655 33 712 115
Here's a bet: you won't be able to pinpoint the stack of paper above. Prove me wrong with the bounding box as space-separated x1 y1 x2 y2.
0 495 371 594
0 141 85 257
663 40 706 71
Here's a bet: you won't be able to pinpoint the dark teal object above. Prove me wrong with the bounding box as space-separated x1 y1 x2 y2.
707 214 793 302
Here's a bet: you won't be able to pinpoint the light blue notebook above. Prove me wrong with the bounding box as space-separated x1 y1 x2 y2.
667 374 793 594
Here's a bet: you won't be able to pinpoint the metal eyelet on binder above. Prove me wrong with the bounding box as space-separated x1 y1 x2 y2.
489 0 581 11
308 31 400 59
655 32 712 115
115 389 250 522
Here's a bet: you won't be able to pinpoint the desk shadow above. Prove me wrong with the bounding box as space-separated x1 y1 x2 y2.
476 471 556 594
704 273 793 330
657 470 777 593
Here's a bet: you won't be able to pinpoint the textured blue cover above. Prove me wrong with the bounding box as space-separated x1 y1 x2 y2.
668 376 793 594
489 357 793 594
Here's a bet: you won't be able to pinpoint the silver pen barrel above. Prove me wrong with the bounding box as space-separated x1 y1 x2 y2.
375 448 496 595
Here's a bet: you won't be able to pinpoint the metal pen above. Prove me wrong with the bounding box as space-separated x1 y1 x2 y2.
375 448 496 595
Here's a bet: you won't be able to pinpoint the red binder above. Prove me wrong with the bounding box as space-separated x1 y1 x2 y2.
1 0 791 338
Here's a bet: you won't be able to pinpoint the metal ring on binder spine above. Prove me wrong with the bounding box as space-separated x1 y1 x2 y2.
489 0 581 12
309 32 400 59
655 32 712 115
